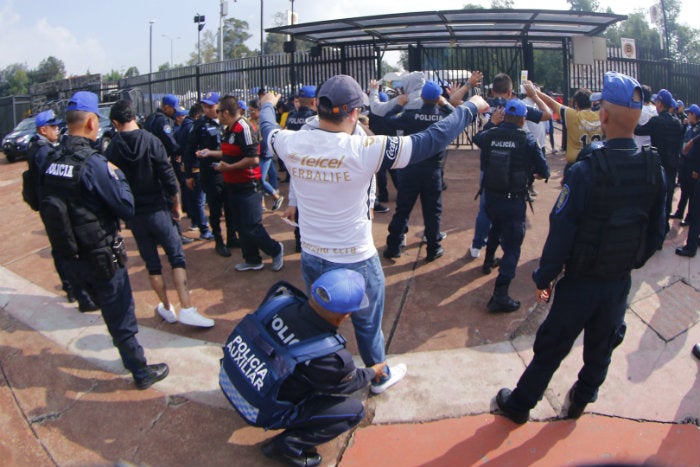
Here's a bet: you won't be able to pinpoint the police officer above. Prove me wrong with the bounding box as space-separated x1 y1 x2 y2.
41 91 168 389
671 103 700 227
220 269 386 467
675 104 700 257
495 72 666 424
635 88 684 231
474 98 549 312
383 81 455 261
24 110 99 312
177 103 210 237
144 94 180 159
184 91 238 257
284 85 318 252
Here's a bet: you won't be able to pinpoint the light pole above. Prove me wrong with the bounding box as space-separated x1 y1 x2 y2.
194 14 206 100
162 34 180 67
148 19 155 113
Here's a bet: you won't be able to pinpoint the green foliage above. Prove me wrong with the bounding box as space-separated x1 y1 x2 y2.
533 49 564 93
158 62 171 72
124 66 140 78
490 0 513 8
566 0 600 12
28 56 66 84
187 17 253 64
604 12 661 50
0 63 30 96
462 3 484 9
104 69 123 81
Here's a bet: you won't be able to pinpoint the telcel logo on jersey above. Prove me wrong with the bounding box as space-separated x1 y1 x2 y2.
225 335 268 392
300 155 345 168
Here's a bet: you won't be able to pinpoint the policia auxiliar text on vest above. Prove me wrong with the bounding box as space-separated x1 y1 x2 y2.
219 281 346 429
40 146 127 281
567 145 661 281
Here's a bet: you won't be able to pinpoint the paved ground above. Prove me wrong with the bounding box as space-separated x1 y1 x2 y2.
1 143 699 467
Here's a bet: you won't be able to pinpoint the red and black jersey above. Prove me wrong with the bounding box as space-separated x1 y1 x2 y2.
221 117 261 184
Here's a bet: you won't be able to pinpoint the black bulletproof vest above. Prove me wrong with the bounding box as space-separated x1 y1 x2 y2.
40 147 114 258
481 126 530 194
567 148 660 280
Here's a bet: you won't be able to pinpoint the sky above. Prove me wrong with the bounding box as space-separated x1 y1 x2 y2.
0 0 697 77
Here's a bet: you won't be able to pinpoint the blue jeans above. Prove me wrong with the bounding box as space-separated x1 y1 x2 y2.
301 252 386 367
188 174 209 234
259 157 278 195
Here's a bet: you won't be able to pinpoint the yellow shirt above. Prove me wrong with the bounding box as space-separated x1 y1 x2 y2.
561 107 602 163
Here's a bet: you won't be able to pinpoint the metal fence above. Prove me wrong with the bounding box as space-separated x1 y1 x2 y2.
0 95 32 140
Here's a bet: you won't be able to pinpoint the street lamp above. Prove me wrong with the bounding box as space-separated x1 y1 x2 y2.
162 34 181 67
194 14 206 65
149 19 156 113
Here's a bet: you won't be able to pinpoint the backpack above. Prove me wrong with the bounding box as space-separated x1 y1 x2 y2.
219 281 346 429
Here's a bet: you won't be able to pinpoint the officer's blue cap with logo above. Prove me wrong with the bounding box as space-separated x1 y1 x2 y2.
201 91 221 105
600 72 643 109
35 109 62 128
421 81 442 101
677 100 684 107
504 98 527 117
298 85 316 98
655 89 674 109
237 99 247 111
686 104 700 117
66 91 99 114
378 91 389 102
311 269 369 314
174 106 188 117
162 94 179 108
318 75 369 115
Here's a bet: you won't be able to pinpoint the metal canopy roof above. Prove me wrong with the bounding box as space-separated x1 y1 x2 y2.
266 9 626 49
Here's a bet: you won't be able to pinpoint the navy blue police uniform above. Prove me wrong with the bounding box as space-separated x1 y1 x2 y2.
474 117 549 312
220 273 377 467
284 105 317 249
676 119 700 256
41 134 157 383
184 114 238 249
383 101 454 259
501 138 665 419
634 102 684 228
144 108 179 159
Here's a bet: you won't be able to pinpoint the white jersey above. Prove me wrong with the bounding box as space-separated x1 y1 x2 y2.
634 103 658 148
269 128 413 263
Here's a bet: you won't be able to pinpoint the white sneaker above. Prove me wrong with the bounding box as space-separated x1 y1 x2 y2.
422 232 447 243
469 246 482 258
178 307 215 328
235 262 264 271
272 242 284 271
156 303 177 323
370 363 407 394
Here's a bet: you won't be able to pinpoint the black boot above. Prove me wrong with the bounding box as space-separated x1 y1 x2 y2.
482 256 500 275
487 284 520 313
214 234 231 257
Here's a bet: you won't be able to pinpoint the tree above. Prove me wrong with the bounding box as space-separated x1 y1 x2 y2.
104 69 124 81
0 63 30 96
29 56 65 84
566 0 600 12
490 0 513 8
124 66 140 78
263 11 312 55
603 12 661 50
158 62 171 72
462 3 484 8
187 17 252 64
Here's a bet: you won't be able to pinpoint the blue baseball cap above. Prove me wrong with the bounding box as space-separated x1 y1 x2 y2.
600 72 642 109
66 91 99 114
311 269 369 314
504 98 526 117
378 91 389 102
676 100 684 107
200 91 220 106
35 110 62 128
298 85 316 98
174 107 188 117
686 104 700 117
237 99 247 111
656 89 675 109
421 81 442 101
318 75 369 114
162 94 179 108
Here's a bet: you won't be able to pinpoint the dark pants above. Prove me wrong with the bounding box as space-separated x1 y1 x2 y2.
52 249 92 304
273 395 364 455
675 158 693 219
386 165 443 256
226 182 281 265
484 194 526 286
376 166 399 202
201 171 236 242
684 177 700 251
128 210 186 275
506 276 630 412
662 162 678 228
73 262 147 377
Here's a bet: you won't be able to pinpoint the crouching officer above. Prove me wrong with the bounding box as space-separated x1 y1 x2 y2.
220 269 387 467
40 91 168 390
474 98 549 312
495 72 666 424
